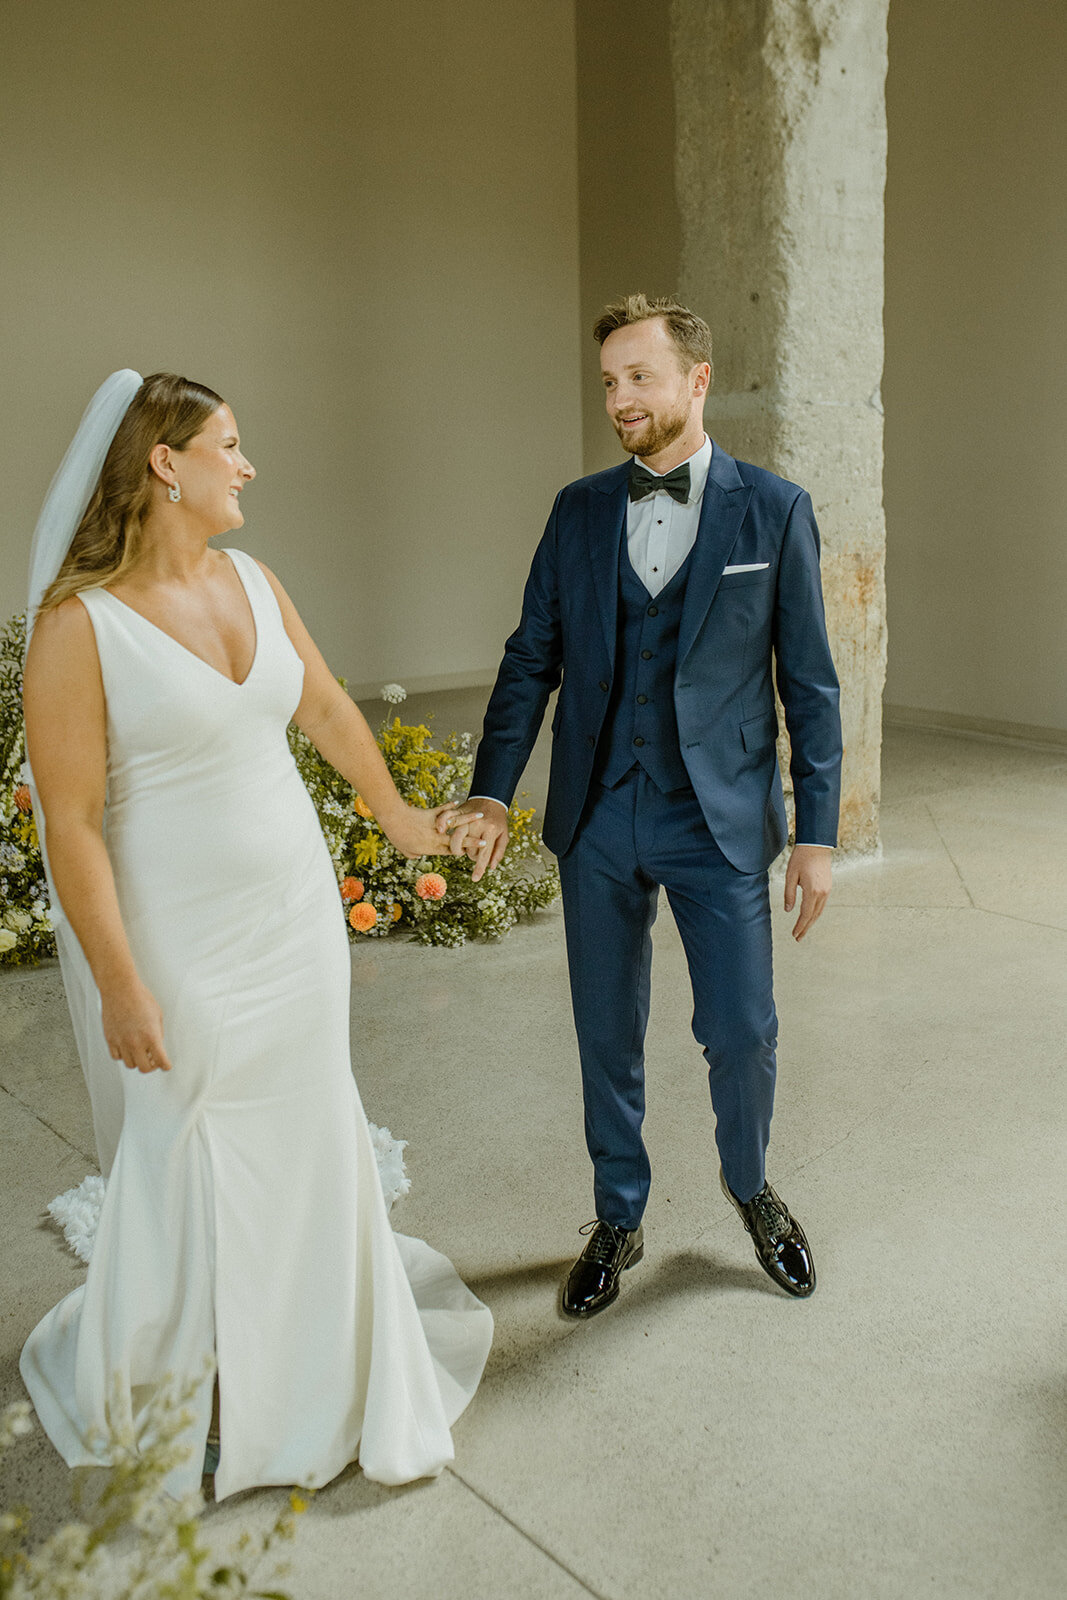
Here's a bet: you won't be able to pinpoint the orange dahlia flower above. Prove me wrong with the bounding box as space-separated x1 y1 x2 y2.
415 872 447 901
353 795 374 820
391 902 403 922
13 785 32 814
340 877 364 902
349 902 378 932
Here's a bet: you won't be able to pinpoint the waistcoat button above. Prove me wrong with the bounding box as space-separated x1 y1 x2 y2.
647 605 658 617
598 681 609 692
587 735 596 747
636 694 648 705
641 649 653 660
633 736 645 747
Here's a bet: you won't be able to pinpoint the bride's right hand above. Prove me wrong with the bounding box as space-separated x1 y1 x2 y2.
100 978 173 1074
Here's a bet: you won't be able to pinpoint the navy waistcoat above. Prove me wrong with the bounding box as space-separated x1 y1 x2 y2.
595 540 693 793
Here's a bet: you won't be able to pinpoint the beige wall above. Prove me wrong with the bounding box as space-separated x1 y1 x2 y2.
576 1 680 474
884 0 1067 736
0 0 581 694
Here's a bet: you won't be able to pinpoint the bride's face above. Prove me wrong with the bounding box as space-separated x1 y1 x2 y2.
174 405 256 533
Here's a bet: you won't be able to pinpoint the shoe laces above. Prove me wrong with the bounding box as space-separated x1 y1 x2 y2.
749 1187 793 1244
578 1219 628 1264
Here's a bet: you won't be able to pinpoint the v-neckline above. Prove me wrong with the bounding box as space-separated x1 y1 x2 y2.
101 551 259 688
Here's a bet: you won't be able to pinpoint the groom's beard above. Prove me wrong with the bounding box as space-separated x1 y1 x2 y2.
611 395 690 460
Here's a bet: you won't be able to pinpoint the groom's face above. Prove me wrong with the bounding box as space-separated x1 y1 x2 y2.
601 318 696 460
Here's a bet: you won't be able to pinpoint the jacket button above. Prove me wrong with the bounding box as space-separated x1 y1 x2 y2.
598 681 609 692
647 605 658 617
587 734 596 747
636 694 648 705
633 736 645 747
641 649 653 660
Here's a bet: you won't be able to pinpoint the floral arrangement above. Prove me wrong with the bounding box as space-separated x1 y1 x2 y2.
0 616 53 966
288 681 560 948
0 1381 308 1598
0 611 559 964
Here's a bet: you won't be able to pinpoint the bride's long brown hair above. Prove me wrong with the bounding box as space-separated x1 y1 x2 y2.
37 372 226 616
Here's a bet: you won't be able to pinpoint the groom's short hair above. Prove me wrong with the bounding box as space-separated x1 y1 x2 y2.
593 294 714 383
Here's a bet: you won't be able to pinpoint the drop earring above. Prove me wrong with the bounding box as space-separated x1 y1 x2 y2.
168 483 182 503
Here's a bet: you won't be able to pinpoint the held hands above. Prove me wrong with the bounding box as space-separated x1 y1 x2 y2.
784 843 832 941
434 797 510 883
383 802 461 861
101 977 173 1074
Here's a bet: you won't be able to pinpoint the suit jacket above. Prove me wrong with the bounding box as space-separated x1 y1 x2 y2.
470 441 843 874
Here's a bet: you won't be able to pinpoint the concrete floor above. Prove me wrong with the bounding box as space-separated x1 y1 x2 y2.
2 708 1066 1599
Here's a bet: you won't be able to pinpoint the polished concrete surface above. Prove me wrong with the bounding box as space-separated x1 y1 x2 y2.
2 713 1065 1599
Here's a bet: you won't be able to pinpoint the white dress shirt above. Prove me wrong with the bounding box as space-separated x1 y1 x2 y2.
627 433 712 596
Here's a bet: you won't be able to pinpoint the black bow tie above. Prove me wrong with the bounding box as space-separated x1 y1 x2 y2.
628 461 691 504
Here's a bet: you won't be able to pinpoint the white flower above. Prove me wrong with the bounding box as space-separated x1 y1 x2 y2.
4 909 32 932
0 928 17 953
0 1399 34 1449
381 683 407 705
31 898 46 917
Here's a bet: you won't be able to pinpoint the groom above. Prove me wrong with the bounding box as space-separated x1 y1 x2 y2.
441 295 842 1316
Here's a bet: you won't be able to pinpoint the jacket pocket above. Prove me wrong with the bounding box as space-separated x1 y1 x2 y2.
740 711 779 752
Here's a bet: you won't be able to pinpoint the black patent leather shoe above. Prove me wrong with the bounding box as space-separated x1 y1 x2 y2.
561 1219 644 1318
720 1170 816 1297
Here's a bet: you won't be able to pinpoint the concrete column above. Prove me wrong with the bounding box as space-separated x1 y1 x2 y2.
671 0 888 852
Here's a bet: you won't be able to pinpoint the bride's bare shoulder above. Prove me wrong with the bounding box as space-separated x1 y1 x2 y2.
25 596 100 685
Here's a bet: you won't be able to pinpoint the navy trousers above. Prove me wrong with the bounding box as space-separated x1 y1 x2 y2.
558 768 777 1229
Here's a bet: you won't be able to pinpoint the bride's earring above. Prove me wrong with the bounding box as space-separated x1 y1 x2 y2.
168 482 182 503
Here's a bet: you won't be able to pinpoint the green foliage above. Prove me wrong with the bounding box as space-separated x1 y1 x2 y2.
0 615 54 966
0 612 559 965
0 1383 309 1599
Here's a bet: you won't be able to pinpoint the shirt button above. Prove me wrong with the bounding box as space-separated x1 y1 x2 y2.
636 694 648 705
633 736 645 747
598 681 609 692
647 605 658 617
641 649 653 660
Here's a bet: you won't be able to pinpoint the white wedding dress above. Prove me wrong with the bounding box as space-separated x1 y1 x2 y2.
20 549 493 1500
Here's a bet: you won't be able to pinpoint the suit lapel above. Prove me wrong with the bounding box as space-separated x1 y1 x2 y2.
585 465 629 661
677 442 753 665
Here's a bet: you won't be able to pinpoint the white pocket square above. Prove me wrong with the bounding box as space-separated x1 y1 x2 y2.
722 562 770 575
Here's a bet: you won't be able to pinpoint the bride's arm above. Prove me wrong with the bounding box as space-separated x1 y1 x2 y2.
256 563 459 866
23 602 173 1073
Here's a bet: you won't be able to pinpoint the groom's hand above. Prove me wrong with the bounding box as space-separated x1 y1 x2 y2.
784 843 832 941
435 797 509 882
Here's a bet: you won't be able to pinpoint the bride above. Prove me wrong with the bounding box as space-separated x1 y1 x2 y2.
19 370 493 1499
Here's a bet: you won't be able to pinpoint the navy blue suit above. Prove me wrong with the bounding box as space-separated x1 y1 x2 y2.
472 442 842 1223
